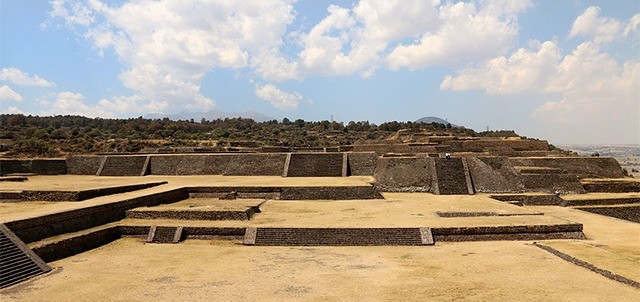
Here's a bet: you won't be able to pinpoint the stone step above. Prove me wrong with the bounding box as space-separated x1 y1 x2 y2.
146 226 183 244
434 157 473 195
0 224 51 289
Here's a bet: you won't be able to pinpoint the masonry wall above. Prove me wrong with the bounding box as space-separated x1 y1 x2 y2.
0 159 67 176
286 153 344 177
466 156 525 193
224 153 287 176
509 157 624 178
352 144 413 154
149 154 223 175
5 188 188 244
347 152 378 176
521 174 586 194
66 155 104 175
98 155 149 176
373 157 435 192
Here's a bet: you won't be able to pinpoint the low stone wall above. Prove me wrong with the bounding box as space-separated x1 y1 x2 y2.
118 225 246 240
352 144 413 155
582 180 640 193
575 206 640 223
490 194 564 206
31 226 120 262
373 157 435 192
66 155 104 175
0 159 67 176
16 182 167 202
509 157 625 178
5 188 188 244
249 228 427 246
431 224 584 241
466 156 525 193
285 153 344 177
187 186 281 199
456 140 550 152
280 186 382 200
564 197 640 207
347 152 378 176
521 174 585 194
125 208 255 220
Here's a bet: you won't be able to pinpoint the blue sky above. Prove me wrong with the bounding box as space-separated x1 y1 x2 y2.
1 0 638 144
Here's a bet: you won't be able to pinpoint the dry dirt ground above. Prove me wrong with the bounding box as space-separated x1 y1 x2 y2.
1 175 639 301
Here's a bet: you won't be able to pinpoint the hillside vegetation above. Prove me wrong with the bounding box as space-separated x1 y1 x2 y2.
0 114 521 158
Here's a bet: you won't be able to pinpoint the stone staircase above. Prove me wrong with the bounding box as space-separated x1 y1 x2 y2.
146 226 183 244
244 227 433 246
434 158 473 195
0 224 51 289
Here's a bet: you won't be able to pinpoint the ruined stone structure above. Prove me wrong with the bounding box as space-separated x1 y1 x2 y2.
0 135 636 289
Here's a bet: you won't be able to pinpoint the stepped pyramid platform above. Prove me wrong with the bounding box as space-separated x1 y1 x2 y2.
1 173 638 298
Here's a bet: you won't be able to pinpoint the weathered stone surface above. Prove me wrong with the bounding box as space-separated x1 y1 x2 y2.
66 155 104 175
509 157 625 179
286 153 343 177
466 156 525 193
98 156 149 176
347 152 378 176
373 157 435 192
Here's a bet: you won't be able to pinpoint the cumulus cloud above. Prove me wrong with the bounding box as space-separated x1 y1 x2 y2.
0 85 24 102
570 6 623 43
0 67 55 87
255 84 302 110
36 91 166 118
440 8 640 143
48 0 297 112
387 0 532 70
440 40 561 93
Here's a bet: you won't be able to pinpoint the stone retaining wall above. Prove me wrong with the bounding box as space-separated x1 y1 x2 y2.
224 153 287 176
431 224 584 241
31 226 120 262
285 153 344 177
346 152 378 176
97 155 149 176
66 155 105 175
465 156 524 193
373 157 435 192
0 159 67 176
521 174 585 194
14 182 167 202
509 157 624 178
5 188 188 243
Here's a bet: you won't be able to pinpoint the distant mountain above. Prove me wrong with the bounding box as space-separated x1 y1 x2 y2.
145 110 275 122
415 116 458 127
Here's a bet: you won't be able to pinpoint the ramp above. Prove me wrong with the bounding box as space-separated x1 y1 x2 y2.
244 227 433 246
0 224 51 289
146 226 183 244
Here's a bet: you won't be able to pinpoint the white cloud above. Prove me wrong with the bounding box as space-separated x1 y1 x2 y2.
570 6 623 43
45 0 95 27
255 84 302 110
440 8 640 144
48 0 297 112
0 67 55 87
386 0 531 70
440 40 561 93
0 85 24 102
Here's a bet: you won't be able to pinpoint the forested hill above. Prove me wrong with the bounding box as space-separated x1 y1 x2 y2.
0 114 520 157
